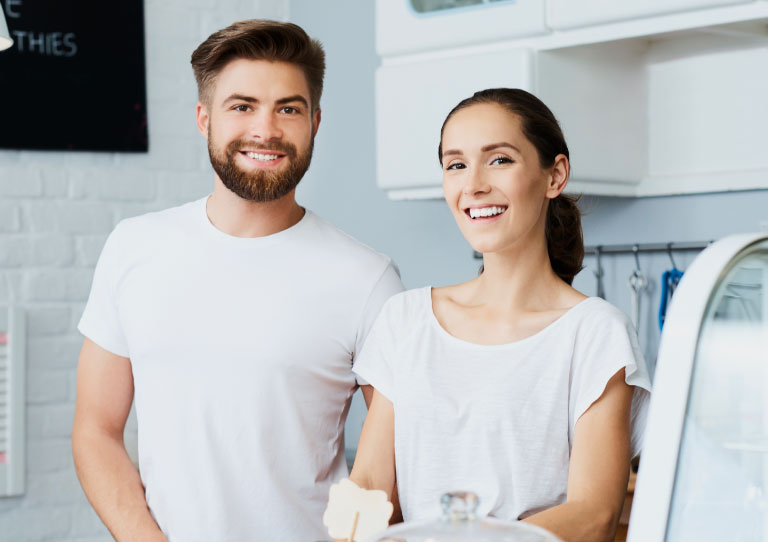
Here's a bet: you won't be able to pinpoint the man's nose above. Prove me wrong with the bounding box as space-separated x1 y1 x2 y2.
249 111 283 141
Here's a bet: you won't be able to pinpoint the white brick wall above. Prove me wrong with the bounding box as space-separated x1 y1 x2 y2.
0 0 289 540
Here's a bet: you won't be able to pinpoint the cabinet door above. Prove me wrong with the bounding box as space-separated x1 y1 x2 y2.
376 0 546 57
547 0 756 30
376 49 532 193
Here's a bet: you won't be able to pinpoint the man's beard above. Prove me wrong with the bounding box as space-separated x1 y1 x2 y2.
207 130 314 202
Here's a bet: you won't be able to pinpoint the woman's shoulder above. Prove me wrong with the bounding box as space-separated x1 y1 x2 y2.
574 297 633 327
566 298 641 356
378 286 432 321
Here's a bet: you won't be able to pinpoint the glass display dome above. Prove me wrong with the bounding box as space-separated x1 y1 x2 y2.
629 233 768 541
371 491 561 542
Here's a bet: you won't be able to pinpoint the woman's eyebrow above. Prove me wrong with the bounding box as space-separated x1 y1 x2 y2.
481 142 520 153
441 149 463 157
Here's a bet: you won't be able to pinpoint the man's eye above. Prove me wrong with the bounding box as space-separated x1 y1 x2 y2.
234 105 250 112
280 106 299 114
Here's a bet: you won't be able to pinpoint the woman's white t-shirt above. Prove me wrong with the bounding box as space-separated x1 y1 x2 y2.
353 287 651 523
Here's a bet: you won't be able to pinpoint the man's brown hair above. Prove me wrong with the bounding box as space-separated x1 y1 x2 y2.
191 20 325 111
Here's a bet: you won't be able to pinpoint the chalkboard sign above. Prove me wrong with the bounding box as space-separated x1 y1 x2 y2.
0 0 148 152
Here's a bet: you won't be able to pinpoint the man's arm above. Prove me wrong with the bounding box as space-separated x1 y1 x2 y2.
522 369 633 542
72 338 167 542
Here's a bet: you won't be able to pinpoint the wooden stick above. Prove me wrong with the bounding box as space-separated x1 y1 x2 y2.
348 511 360 542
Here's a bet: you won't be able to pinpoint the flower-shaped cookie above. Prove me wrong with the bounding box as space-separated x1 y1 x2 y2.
323 478 394 541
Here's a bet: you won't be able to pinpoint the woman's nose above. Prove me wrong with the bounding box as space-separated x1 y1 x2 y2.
462 168 491 195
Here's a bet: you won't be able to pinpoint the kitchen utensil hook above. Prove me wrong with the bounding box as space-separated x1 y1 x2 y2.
593 245 605 299
632 244 642 273
666 243 679 270
629 245 648 330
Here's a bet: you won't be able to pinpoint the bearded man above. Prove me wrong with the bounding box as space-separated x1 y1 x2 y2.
72 20 403 542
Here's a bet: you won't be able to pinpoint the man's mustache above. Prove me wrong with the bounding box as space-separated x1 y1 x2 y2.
228 140 297 157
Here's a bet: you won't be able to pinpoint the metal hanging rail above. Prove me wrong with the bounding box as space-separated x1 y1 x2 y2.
474 241 713 260
584 241 712 256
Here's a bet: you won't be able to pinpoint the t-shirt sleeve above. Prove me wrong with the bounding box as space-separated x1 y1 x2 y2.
352 261 404 386
569 305 652 458
352 293 403 401
77 224 130 358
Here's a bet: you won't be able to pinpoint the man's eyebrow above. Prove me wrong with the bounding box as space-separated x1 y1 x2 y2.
223 94 259 104
275 95 309 109
220 94 309 109
481 142 520 153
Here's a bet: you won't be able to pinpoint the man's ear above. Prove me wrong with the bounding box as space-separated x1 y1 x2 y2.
312 108 322 137
545 153 569 199
196 102 210 139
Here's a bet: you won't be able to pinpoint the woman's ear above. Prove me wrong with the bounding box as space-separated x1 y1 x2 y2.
545 154 569 199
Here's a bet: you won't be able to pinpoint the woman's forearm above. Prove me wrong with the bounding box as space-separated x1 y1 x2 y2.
522 500 618 542
349 464 396 501
72 426 167 542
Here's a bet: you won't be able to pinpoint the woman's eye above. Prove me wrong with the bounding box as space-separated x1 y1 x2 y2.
446 163 466 170
491 156 513 165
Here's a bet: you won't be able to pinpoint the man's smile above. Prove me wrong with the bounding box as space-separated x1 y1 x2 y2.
238 150 287 168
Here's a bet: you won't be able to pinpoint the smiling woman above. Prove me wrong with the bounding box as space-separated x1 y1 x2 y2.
327 88 652 542
438 88 583 284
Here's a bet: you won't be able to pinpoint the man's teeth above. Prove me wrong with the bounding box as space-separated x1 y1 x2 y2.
469 206 507 219
246 152 279 161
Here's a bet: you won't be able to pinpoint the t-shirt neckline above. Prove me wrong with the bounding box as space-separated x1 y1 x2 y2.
425 286 597 349
198 195 312 246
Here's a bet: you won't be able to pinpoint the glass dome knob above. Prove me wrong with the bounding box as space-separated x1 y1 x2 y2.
441 491 480 522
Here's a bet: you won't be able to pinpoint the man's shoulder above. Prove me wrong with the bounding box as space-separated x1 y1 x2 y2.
112 198 203 243
304 211 394 269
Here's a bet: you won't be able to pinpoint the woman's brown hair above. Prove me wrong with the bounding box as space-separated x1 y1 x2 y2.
438 88 584 285
190 20 325 111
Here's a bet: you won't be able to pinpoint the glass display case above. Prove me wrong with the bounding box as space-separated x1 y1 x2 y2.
410 0 511 14
629 233 768 541
375 0 546 57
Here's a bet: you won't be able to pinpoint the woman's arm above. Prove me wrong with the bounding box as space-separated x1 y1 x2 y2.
349 389 397 501
523 368 633 542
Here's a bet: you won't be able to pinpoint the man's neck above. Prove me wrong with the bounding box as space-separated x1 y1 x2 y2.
206 177 305 238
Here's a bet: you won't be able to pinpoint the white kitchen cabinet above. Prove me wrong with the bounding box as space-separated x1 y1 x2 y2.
541 26 768 197
376 0 768 199
376 0 547 57
546 0 756 30
376 48 533 197
628 233 768 541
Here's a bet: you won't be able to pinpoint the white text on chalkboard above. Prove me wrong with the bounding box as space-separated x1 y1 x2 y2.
3 0 21 18
11 30 77 56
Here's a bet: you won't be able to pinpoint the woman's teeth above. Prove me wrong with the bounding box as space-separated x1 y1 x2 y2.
469 206 507 219
246 152 279 161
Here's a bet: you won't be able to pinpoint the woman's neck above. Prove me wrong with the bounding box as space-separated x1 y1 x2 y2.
472 239 569 312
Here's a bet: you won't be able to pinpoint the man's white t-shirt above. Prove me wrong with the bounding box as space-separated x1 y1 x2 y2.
78 197 404 542
353 287 651 523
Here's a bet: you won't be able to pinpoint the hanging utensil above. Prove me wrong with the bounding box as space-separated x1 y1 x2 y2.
659 243 684 330
593 245 606 299
628 245 648 331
